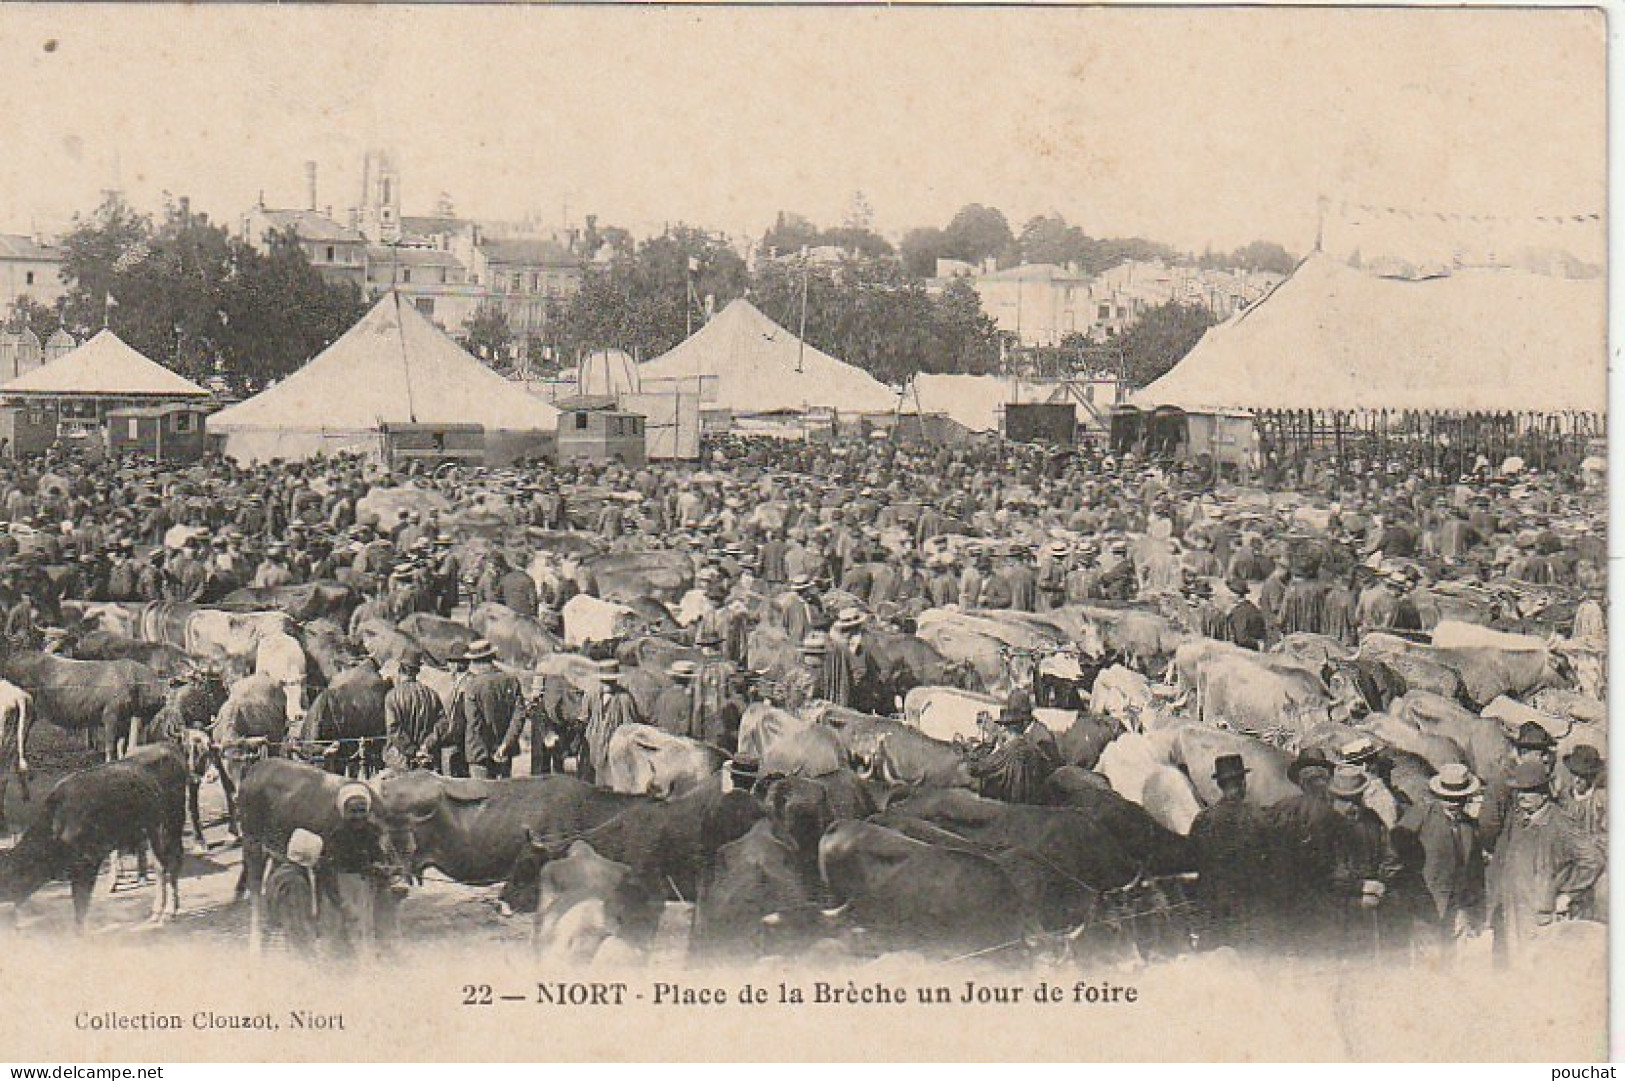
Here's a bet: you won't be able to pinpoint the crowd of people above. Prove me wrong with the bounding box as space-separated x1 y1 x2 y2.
0 428 1606 965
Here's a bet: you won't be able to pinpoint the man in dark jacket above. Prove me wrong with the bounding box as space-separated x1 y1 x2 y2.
457 639 524 779
383 652 445 773
1391 763 1486 956
1225 577 1267 650
1190 754 1272 949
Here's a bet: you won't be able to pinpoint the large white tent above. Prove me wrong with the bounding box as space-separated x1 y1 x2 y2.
209 293 559 463
1135 252 1605 415
639 299 898 414
1 329 209 400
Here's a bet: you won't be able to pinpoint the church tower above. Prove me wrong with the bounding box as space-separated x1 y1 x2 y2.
358 148 402 244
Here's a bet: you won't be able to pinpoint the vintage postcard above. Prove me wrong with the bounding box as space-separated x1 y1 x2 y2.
0 2 1607 1063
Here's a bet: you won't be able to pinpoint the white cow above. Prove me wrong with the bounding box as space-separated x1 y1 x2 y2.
254 632 308 722
562 594 637 649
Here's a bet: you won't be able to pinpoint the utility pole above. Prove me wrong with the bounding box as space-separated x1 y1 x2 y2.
796 246 810 373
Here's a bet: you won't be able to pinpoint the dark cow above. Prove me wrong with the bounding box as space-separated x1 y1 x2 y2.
866 629 983 698
505 781 763 914
693 810 821 961
531 841 665 962
222 581 360 626
301 660 389 776
0 651 166 761
300 619 350 689
583 550 694 605
233 758 403 945
469 603 560 668
396 614 475 667
817 819 1037 957
377 771 640 895
876 788 1186 929
0 746 185 929
62 629 195 680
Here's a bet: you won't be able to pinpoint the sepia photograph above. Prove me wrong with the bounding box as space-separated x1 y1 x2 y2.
0 2 1607 1064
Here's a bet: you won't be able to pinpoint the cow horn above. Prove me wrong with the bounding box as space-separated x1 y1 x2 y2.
819 901 850 923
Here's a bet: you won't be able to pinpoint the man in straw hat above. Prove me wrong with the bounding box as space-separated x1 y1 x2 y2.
1189 753 1271 950
1325 763 1406 954
1489 759 1605 966
579 658 641 786
1392 763 1487 954
651 659 701 738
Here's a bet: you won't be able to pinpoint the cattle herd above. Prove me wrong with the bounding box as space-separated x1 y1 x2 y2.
0 434 1607 974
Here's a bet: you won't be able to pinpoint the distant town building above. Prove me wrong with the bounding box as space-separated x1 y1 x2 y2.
247 152 589 360
935 258 1285 347
0 233 66 313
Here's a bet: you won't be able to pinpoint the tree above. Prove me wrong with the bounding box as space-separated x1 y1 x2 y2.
844 190 875 232
7 296 62 343
1018 213 1088 267
942 204 1015 267
460 301 513 364
760 212 820 259
1113 301 1217 387
899 226 951 278
56 192 366 394
933 277 1001 374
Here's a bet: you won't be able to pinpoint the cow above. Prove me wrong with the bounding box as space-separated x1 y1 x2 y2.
60 629 194 680
1095 729 1201 834
1087 664 1156 727
1194 652 1335 746
746 624 803 684
396 613 475 667
1360 711 1470 773
692 776 837 960
1171 725 1299 809
531 840 665 964
0 651 166 761
354 619 418 670
693 817 820 960
914 608 1066 695
221 581 360 626
562 594 638 650
1053 605 1188 675
582 550 694 605
601 724 728 798
254 632 308 723
1054 712 1126 770
817 819 1038 957
301 660 389 777
812 705 974 789
0 678 31 833
233 758 402 948
299 619 350 689
1388 690 1513 779
377 771 640 894
1356 634 1469 703
0 747 184 930
1272 632 1356 671
902 685 996 743
877 787 1188 929
507 780 762 913
469 603 560 668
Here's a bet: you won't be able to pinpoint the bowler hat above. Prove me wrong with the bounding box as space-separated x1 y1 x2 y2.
1507 759 1552 792
1564 745 1605 781
1287 747 1335 785
1513 721 1556 751
1212 754 1249 785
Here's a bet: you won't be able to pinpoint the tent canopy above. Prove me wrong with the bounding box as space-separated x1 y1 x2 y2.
210 293 560 434
1134 252 1605 415
639 299 897 414
2 329 209 398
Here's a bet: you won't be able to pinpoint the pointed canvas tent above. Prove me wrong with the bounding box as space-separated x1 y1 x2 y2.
1 329 209 400
639 299 897 415
1135 252 1605 415
209 293 560 464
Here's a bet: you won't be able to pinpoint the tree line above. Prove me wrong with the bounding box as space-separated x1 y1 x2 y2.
17 192 1287 392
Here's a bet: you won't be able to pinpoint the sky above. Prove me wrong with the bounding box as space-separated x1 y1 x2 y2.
0 5 1604 256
